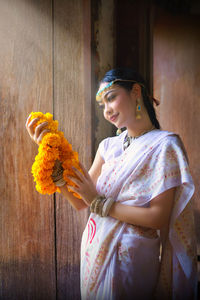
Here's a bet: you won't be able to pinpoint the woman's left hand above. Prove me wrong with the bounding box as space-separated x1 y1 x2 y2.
67 162 99 206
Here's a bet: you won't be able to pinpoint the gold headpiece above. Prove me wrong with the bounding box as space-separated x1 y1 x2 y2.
96 79 145 102
95 79 160 106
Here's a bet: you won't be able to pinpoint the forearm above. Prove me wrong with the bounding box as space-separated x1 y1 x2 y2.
109 203 169 229
109 188 175 229
59 185 88 211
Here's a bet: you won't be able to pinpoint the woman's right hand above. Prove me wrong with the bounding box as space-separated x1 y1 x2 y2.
25 115 50 145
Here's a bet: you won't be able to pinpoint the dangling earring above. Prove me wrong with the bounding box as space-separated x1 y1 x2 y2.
116 128 122 136
136 98 142 120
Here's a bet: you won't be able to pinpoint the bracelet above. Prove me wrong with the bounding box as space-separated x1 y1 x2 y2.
102 197 115 217
90 195 115 217
90 195 105 215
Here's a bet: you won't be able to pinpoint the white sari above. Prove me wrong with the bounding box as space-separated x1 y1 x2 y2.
80 129 197 300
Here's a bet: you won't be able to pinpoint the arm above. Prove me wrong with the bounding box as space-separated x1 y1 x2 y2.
59 185 88 210
88 148 104 185
64 148 105 210
109 187 175 229
68 144 175 227
59 148 104 211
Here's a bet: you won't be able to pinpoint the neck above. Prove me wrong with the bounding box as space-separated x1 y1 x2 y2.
127 117 155 138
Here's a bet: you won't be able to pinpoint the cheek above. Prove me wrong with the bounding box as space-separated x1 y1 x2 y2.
112 98 123 110
115 99 129 113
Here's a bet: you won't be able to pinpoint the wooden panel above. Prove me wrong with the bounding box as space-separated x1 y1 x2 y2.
0 0 56 298
53 0 90 298
91 0 114 151
115 0 153 89
116 0 140 70
153 13 200 252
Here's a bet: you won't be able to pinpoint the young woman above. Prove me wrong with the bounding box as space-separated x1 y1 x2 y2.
26 68 197 300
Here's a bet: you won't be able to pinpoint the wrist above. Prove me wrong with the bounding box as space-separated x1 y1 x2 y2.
90 195 115 217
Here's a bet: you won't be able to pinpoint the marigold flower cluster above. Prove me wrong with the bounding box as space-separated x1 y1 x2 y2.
30 112 82 198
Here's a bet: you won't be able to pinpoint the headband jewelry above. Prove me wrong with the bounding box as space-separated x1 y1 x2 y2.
96 79 145 102
96 78 160 106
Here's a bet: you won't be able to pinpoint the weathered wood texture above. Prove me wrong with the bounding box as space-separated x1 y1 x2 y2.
0 0 91 299
115 0 153 90
53 0 90 299
153 13 200 252
91 0 115 152
0 0 56 299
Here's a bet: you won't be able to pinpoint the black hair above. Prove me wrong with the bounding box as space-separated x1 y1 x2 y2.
100 67 160 129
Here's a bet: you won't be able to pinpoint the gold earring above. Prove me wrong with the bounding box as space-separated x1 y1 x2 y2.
116 128 122 136
136 99 141 120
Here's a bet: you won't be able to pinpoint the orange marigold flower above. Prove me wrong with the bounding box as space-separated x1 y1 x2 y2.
30 112 59 132
30 112 82 198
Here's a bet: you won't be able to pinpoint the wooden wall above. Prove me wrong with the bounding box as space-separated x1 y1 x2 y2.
115 0 153 91
153 10 200 260
53 1 90 298
91 0 115 151
0 0 90 299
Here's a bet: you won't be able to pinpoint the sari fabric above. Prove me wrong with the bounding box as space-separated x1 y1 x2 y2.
80 129 197 300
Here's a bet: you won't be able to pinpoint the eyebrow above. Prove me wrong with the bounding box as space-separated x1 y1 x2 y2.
102 88 117 100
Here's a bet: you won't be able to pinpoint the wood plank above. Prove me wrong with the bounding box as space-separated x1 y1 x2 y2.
0 0 56 298
53 0 90 298
153 13 200 254
91 0 114 150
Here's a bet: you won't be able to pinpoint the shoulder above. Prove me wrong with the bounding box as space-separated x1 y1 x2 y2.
99 130 126 148
159 131 186 151
143 129 186 155
98 130 127 160
153 129 184 148
154 130 189 163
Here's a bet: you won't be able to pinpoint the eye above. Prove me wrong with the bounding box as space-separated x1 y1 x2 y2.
107 93 116 102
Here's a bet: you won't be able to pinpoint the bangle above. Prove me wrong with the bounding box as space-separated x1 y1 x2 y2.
102 197 115 217
90 195 114 217
90 195 103 213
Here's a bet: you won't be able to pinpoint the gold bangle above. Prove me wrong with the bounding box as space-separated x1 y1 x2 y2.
90 195 104 214
90 195 114 217
102 197 115 217
94 198 103 214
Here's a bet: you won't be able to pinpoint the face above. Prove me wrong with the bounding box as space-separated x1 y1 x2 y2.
97 82 137 129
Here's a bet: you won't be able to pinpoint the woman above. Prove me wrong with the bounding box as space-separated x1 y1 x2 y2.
26 68 197 299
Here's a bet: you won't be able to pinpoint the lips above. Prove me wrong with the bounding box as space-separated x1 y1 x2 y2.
110 113 119 122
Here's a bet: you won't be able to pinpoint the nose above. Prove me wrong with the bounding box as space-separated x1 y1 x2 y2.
104 102 112 115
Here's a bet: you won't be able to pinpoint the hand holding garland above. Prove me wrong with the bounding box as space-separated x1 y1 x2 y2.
26 112 115 215
66 163 115 217
52 160 100 209
66 162 99 205
26 115 51 145
26 112 84 197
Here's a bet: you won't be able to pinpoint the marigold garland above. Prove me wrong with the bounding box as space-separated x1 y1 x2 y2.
30 112 82 198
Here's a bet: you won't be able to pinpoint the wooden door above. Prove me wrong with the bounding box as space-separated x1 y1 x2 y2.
53 1 90 299
0 0 90 299
0 0 56 298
